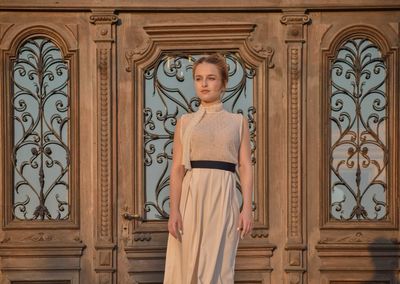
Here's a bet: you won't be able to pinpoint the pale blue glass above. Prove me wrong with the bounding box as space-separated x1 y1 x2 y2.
330 39 387 221
13 38 70 220
144 53 254 220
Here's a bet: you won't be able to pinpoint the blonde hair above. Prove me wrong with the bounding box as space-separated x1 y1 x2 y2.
192 53 228 88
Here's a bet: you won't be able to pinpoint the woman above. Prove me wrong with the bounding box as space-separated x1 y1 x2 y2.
164 53 253 283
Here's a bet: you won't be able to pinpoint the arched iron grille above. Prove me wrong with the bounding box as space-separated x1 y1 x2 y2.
12 37 70 220
143 53 255 220
330 38 388 221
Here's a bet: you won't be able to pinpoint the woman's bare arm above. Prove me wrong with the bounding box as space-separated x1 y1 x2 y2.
238 116 254 239
168 117 186 241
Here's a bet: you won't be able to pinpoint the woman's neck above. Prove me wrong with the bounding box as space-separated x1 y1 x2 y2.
199 101 223 112
200 100 221 107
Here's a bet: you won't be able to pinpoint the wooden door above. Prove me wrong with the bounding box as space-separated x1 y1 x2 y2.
306 10 400 284
0 3 399 284
116 12 276 284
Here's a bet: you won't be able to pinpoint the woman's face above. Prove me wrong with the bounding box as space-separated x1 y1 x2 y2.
194 63 224 106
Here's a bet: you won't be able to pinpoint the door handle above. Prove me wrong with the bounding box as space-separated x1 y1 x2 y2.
122 212 143 221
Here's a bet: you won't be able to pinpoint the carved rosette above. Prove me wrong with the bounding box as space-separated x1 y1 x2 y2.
90 10 118 284
281 10 310 284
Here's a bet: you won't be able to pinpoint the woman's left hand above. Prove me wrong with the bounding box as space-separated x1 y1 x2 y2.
237 208 253 240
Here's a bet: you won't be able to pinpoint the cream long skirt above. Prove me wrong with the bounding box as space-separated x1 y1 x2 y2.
163 168 240 284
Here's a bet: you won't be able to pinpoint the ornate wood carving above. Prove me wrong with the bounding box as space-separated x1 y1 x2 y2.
124 22 275 283
90 9 118 284
281 9 310 284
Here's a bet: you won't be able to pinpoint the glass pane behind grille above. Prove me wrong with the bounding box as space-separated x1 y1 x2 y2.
12 38 70 220
330 39 388 221
143 53 255 220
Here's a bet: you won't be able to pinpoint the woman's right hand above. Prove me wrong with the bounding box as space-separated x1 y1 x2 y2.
168 210 183 242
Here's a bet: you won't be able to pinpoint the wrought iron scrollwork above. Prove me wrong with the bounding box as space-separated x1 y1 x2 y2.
143 53 256 220
330 38 388 221
12 38 70 220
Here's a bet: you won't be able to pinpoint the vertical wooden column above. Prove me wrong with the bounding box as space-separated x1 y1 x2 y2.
89 10 118 284
280 10 310 284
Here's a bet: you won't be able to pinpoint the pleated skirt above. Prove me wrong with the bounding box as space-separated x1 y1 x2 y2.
164 168 240 284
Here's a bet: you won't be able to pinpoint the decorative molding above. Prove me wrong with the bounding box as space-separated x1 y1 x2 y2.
281 11 309 284
1 1 400 10
280 10 311 42
23 232 55 242
388 22 399 36
0 233 84 245
125 38 151 72
0 23 14 43
98 47 112 241
64 24 79 42
319 232 374 244
288 46 301 241
247 30 275 67
0 24 78 51
89 10 118 25
0 237 11 244
250 228 269 238
280 11 311 26
90 10 118 284
90 10 118 43
133 233 152 242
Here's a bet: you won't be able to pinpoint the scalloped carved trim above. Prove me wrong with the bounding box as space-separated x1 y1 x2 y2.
288 47 301 241
98 47 112 242
250 228 269 238
133 233 152 242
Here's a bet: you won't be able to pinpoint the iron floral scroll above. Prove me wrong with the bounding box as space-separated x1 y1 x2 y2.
12 38 70 220
330 39 388 221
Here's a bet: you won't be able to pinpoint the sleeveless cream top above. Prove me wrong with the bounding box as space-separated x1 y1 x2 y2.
180 102 243 170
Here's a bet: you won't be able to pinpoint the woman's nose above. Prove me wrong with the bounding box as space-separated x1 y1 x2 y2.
202 79 208 87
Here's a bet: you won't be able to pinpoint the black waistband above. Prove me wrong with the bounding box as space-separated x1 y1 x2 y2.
190 160 236 173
